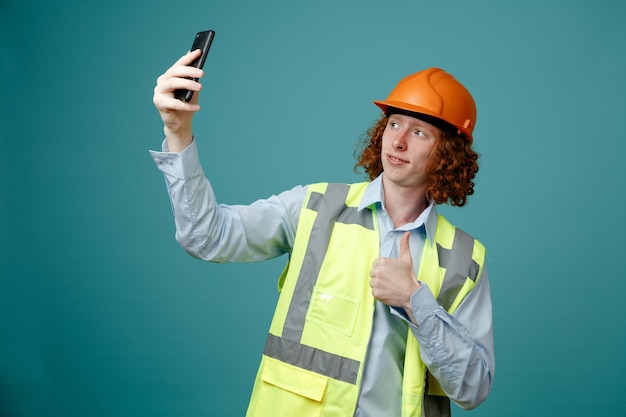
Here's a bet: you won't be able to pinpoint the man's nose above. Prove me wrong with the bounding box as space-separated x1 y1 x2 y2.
392 131 408 150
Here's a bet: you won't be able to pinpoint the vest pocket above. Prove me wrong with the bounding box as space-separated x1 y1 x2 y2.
256 356 328 417
306 287 360 336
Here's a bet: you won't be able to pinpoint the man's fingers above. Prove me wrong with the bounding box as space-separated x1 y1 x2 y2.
174 48 203 67
156 49 205 95
155 76 202 96
164 64 204 82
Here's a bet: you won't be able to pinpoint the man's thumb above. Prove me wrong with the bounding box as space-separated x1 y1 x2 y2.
399 231 412 264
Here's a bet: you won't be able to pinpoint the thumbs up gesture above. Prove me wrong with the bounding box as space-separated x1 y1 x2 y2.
369 232 422 321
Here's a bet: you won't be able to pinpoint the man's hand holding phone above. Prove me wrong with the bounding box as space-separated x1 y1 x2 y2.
153 30 215 153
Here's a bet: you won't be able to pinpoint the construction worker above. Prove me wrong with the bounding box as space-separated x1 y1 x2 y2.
151 48 494 417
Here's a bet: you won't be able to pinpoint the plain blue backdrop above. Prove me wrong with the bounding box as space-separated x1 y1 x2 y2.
1 0 625 416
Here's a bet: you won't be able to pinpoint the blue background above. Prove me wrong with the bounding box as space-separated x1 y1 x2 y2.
1 0 625 416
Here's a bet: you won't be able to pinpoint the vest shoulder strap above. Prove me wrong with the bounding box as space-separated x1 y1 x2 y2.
433 214 486 313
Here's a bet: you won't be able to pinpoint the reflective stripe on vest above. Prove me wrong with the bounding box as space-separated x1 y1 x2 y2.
264 183 374 385
404 214 486 415
437 225 480 310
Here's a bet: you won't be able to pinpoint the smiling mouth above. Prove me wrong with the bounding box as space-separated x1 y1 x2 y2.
387 154 409 164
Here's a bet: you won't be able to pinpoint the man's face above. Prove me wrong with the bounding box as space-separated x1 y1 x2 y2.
380 113 442 190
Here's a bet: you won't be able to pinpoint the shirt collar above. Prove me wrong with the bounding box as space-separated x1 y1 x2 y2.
358 174 438 245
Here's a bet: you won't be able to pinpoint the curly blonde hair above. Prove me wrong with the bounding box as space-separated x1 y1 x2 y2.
354 114 479 207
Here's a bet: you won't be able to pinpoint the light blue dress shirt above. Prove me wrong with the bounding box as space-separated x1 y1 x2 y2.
150 139 495 415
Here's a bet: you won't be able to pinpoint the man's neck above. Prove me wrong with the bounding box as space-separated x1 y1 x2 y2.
382 178 429 229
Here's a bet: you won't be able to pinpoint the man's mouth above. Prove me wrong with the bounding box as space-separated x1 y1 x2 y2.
387 154 409 164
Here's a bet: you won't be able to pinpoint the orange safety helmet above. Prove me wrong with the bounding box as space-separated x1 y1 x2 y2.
373 68 477 142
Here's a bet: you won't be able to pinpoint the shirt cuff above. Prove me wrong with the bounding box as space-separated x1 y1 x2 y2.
149 138 202 180
410 283 441 325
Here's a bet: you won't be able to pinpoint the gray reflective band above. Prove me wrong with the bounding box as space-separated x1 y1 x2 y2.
436 228 479 311
307 189 375 230
267 183 375 386
264 333 360 384
338 207 375 231
282 184 351 342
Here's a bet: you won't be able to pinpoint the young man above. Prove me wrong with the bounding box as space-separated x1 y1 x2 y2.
151 49 494 417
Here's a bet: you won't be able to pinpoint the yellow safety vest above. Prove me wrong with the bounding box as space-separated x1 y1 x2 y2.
246 182 486 417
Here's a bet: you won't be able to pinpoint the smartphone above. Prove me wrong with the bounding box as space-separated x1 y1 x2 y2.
174 30 215 102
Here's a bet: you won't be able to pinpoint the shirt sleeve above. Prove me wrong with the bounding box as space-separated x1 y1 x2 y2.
408 265 495 410
149 139 306 263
